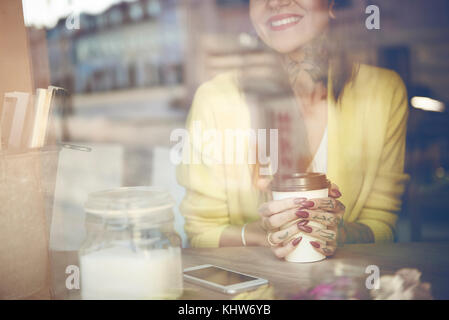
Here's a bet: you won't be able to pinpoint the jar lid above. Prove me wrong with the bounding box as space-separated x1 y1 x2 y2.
84 186 175 223
272 173 330 192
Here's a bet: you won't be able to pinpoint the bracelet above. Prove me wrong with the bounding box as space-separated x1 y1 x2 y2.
241 223 248 246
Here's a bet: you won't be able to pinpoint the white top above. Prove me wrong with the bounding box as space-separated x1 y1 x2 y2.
307 126 328 174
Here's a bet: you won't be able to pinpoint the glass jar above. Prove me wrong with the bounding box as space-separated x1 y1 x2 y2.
79 187 183 300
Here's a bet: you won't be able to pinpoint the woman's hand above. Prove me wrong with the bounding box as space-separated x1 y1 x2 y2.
258 183 345 259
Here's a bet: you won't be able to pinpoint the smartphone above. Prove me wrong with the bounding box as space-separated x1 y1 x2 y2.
183 264 268 294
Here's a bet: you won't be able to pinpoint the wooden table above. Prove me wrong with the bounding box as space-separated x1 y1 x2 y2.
52 242 449 300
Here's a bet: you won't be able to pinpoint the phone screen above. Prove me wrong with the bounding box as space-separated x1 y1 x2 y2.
184 266 258 286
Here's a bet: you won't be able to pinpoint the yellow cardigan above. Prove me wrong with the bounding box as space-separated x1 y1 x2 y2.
177 64 410 247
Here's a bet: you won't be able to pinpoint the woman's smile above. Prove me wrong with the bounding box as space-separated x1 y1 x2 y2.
250 0 331 54
267 13 303 31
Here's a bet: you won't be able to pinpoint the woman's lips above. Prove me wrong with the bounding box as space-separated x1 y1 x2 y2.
267 14 302 31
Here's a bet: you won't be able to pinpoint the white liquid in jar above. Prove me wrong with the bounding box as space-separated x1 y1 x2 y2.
80 246 183 300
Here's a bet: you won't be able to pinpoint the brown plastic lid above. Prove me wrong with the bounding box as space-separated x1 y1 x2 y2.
271 172 330 192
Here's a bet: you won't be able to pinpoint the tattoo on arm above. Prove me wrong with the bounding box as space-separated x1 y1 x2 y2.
342 222 375 244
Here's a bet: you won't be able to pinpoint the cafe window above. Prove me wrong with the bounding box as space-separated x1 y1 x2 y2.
0 0 449 302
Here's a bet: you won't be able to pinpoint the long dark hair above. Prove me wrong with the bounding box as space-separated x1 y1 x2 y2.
327 0 359 102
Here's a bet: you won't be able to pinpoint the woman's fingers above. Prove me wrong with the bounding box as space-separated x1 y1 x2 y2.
329 183 342 198
309 241 337 257
258 193 345 232
295 209 342 227
269 219 337 244
271 236 303 259
306 197 345 213
296 220 338 243
268 221 300 245
258 197 309 218
261 205 321 230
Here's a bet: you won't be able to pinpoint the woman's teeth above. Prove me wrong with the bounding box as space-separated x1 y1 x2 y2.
271 17 300 27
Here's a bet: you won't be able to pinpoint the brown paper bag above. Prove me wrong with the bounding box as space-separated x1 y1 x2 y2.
0 147 60 299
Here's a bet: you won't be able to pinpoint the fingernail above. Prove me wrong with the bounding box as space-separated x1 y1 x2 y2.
310 241 321 248
334 190 342 197
295 210 309 218
301 201 314 208
298 225 313 233
297 219 309 227
294 198 307 205
292 237 302 246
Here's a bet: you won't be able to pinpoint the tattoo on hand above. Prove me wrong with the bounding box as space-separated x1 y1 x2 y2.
313 214 330 223
278 231 289 241
319 229 336 241
322 200 335 210
337 201 345 211
313 214 339 226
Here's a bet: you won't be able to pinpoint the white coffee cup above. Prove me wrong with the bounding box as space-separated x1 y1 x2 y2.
271 173 330 263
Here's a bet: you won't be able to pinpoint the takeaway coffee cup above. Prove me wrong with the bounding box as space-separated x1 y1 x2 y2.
272 173 330 263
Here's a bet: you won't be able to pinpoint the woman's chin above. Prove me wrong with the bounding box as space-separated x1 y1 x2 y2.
266 40 306 55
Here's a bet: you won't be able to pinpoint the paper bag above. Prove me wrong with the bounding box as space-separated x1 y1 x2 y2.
0 147 60 299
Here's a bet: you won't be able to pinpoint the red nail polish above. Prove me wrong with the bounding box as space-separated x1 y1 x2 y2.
295 210 309 218
292 237 302 246
302 201 314 208
310 241 321 248
297 219 309 227
334 190 342 197
298 225 313 233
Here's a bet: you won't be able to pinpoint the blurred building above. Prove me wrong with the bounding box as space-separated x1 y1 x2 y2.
35 0 185 94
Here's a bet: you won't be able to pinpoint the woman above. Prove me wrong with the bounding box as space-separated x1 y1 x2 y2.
177 0 409 259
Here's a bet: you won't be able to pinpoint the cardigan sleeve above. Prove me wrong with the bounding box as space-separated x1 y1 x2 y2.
357 71 410 242
176 82 230 248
